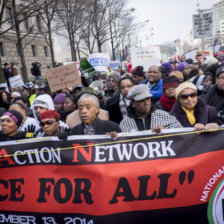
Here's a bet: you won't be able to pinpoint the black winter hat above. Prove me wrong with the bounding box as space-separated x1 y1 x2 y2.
132 66 145 77
163 76 180 90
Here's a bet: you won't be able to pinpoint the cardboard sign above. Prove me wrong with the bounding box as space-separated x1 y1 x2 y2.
193 12 213 39
130 46 161 71
9 74 24 88
1 128 224 223
89 53 110 71
46 63 80 92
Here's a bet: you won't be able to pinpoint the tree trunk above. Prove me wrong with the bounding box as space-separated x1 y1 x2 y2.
97 38 102 52
0 57 6 83
12 0 28 82
48 24 55 66
70 36 77 61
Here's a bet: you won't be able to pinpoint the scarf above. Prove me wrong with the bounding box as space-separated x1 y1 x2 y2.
182 106 196 126
159 94 176 112
119 94 130 118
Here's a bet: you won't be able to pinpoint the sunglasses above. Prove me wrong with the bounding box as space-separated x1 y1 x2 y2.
40 120 57 127
180 92 197 100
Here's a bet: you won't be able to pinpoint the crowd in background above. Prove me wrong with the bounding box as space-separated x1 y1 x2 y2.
1 52 224 141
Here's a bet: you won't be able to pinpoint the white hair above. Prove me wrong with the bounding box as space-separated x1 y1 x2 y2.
78 94 100 108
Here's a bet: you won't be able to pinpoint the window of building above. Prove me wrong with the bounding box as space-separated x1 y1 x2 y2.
31 45 37 57
44 46 48 57
24 14 29 32
6 7 14 25
0 43 4 56
36 16 42 32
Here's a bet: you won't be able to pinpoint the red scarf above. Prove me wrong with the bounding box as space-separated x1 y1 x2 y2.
159 94 176 112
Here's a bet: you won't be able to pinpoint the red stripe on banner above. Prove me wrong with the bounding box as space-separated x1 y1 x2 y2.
0 150 223 216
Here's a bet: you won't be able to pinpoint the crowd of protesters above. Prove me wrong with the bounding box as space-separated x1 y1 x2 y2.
1 52 224 141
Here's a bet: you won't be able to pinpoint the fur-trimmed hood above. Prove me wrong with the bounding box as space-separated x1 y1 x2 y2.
170 97 216 127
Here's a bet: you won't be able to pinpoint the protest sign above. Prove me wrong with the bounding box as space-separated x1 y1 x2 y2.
1 128 224 223
9 74 24 88
195 49 212 58
89 53 110 71
46 63 80 92
0 83 9 92
80 58 96 79
184 48 198 60
110 61 120 70
193 12 213 39
130 45 161 70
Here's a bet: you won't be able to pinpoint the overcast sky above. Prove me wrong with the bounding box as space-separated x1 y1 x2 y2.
128 0 218 45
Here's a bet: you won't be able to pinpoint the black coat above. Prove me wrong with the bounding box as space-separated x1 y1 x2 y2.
0 131 26 142
200 84 224 113
71 117 121 135
106 91 123 124
170 97 217 127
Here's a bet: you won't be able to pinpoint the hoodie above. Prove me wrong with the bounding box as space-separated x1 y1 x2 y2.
31 94 68 136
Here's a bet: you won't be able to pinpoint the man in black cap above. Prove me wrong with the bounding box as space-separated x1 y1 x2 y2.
201 65 224 113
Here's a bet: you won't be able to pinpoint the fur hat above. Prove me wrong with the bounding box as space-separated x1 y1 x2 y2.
175 82 197 100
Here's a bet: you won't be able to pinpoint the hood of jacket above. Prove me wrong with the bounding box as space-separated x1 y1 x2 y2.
31 94 54 121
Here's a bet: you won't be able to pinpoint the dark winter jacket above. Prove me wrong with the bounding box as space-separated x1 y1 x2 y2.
200 84 224 113
71 117 121 135
106 91 123 124
170 97 217 127
0 131 26 142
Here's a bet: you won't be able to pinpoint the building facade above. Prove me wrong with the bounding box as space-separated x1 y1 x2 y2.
0 1 52 81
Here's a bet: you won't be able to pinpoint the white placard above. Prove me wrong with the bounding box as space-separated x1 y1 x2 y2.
184 48 198 60
130 46 161 71
9 74 24 88
89 53 110 71
193 12 213 39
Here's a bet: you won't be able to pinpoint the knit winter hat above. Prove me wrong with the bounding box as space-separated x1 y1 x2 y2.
161 63 174 75
40 110 60 121
54 93 66 104
216 66 224 77
177 62 190 72
1 110 23 128
163 76 180 90
132 66 145 77
175 82 197 100
127 84 152 101
107 73 119 84
170 71 184 81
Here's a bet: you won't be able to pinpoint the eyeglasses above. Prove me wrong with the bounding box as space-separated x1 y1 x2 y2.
40 120 57 127
120 85 133 90
180 92 197 100
217 76 224 80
